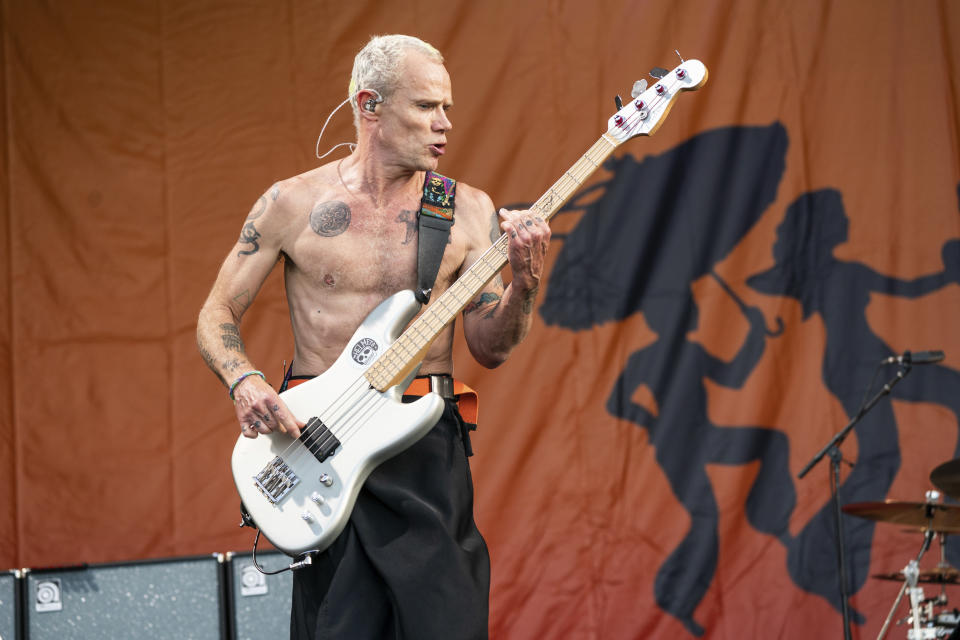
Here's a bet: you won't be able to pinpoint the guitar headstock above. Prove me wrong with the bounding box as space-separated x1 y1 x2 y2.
605 59 708 143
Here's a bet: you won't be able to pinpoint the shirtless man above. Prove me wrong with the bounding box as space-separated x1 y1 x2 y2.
197 35 549 639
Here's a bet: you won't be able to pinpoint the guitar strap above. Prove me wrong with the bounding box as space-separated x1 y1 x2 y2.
416 171 456 304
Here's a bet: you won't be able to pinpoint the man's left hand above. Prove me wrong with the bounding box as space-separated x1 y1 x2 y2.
498 208 551 292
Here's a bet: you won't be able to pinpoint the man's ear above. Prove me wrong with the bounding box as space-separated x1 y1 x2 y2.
356 89 383 118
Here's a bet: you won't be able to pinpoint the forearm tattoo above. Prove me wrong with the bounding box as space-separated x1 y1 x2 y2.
199 342 222 378
465 292 502 319
238 222 261 256
310 201 351 237
219 323 245 353
396 209 418 244
522 287 539 314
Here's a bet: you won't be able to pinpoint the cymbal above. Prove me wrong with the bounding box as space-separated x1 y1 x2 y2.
842 500 960 532
873 566 960 584
932 459 960 500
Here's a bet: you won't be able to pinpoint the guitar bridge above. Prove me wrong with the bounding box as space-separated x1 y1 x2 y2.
253 456 300 505
301 417 341 463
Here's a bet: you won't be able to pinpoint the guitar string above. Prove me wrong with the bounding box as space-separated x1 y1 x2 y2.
259 72 686 482
299 76 682 460
319 95 675 452
253 82 686 507
286 73 684 461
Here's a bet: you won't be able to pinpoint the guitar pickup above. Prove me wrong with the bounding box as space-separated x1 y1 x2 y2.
301 417 341 463
253 456 300 505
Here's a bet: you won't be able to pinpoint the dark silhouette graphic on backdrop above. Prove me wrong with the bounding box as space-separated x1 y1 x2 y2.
540 118 960 634
747 189 960 616
540 123 795 635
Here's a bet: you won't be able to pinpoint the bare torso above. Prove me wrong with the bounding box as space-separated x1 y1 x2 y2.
275 162 486 377
198 45 548 440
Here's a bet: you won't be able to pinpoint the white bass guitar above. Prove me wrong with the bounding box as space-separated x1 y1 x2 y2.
231 58 708 557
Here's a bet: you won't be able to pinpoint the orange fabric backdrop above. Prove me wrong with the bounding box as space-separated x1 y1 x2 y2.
2 1 960 638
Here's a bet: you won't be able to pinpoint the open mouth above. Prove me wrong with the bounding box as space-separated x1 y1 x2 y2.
428 143 446 156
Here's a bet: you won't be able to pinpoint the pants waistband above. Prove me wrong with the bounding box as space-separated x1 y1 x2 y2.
404 374 455 399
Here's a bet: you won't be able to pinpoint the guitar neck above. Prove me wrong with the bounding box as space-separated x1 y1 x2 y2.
365 134 621 391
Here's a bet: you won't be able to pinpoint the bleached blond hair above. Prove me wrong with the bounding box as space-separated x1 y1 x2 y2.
349 35 444 127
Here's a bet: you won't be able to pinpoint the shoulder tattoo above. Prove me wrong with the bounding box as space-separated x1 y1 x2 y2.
246 195 267 221
310 201 351 237
238 221 261 256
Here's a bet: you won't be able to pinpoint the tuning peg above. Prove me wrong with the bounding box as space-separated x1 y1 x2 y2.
630 80 647 98
649 67 668 80
614 94 623 110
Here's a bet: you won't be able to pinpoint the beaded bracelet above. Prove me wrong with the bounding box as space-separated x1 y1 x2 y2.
229 370 265 401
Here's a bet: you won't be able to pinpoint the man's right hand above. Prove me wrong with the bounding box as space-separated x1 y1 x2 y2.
232 375 304 439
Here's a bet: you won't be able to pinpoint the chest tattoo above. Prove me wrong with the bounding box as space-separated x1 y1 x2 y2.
310 201 351 237
396 209 418 245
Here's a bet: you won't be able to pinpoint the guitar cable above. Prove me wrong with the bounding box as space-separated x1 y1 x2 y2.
241 502 320 575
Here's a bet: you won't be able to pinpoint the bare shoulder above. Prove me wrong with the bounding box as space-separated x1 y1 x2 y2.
454 181 494 219
453 181 499 247
243 164 340 245
268 165 338 219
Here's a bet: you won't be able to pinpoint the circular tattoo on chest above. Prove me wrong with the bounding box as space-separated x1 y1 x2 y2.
310 201 351 237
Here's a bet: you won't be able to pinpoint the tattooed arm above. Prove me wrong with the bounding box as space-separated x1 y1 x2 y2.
197 185 303 438
459 188 551 368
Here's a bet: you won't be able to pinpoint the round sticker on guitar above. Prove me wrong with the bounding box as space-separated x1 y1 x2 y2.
351 338 379 365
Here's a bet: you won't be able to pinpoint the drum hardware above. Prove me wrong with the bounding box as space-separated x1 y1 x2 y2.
931 459 960 502
845 491 960 640
841 496 960 533
875 534 938 639
874 569 960 585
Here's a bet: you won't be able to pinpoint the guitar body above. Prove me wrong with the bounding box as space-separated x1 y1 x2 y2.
231 290 445 556
229 56 707 559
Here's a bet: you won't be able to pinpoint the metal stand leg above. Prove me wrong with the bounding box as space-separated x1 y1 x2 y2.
829 446 853 640
876 531 934 640
876 579 909 640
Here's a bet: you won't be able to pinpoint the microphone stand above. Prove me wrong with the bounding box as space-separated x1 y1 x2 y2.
797 360 913 640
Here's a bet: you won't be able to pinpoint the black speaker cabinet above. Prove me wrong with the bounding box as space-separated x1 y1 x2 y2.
23 555 226 640
0 569 20 640
225 551 292 640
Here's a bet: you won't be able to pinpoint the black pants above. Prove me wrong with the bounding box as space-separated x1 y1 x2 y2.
290 399 490 639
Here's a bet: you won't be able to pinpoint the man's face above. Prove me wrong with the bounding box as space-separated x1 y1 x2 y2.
375 50 453 172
